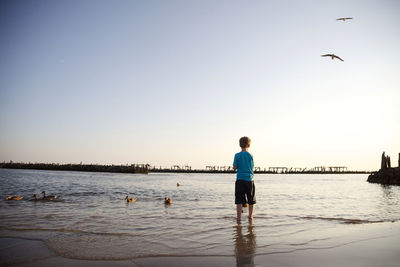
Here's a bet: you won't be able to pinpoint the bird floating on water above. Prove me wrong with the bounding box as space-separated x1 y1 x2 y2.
321 54 344 62
41 191 57 200
32 194 43 201
164 197 172 205
336 17 353 21
177 183 181 187
5 196 23 200
125 196 137 202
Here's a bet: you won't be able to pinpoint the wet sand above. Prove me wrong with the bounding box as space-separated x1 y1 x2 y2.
1 222 400 267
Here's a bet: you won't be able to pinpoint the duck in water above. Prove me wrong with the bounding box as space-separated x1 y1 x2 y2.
5 196 23 200
125 196 137 203
41 191 57 200
164 197 172 205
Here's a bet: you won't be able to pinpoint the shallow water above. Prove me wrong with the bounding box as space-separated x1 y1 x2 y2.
0 169 399 260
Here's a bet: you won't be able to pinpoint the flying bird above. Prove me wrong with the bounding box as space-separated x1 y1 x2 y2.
321 54 344 62
336 17 353 21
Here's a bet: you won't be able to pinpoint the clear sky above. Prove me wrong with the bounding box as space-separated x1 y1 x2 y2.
1 0 399 171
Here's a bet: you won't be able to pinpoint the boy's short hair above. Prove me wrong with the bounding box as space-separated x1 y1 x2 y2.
239 136 251 148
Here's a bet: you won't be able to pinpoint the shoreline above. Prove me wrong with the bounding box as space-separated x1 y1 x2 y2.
1 221 399 267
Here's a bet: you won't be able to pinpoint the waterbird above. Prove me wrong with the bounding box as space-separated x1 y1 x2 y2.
125 196 137 202
336 17 353 21
32 194 48 201
32 194 43 201
321 54 344 62
164 197 172 205
177 183 181 187
41 191 57 200
5 196 23 200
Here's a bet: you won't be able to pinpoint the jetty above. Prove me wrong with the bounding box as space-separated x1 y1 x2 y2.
0 162 149 174
367 152 400 185
150 165 367 174
0 161 369 175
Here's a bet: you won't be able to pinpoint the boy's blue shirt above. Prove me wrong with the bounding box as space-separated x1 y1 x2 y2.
233 151 254 181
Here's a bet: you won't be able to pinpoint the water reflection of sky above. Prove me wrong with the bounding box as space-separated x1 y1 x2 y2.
378 185 400 220
1 170 400 260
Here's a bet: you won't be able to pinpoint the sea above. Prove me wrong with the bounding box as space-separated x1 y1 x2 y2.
0 168 399 261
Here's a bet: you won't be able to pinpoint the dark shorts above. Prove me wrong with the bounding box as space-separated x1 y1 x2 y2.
235 180 256 205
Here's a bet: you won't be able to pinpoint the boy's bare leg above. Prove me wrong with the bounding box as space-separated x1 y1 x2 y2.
248 204 254 219
236 204 243 221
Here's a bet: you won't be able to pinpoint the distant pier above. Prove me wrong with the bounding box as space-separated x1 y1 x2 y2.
150 165 367 174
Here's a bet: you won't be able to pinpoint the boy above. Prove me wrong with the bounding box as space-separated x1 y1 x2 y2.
233 136 255 221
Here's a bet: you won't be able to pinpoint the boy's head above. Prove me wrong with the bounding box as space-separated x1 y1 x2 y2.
239 136 251 149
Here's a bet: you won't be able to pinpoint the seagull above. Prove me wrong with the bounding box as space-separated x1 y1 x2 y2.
336 17 353 21
321 54 344 62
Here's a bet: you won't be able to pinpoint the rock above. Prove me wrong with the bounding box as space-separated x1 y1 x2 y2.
367 167 400 185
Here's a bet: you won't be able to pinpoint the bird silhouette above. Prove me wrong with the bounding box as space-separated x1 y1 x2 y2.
321 54 344 62
336 17 353 21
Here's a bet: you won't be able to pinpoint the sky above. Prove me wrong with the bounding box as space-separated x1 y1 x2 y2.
0 0 399 171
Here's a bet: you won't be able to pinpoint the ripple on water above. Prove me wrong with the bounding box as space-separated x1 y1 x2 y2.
1 170 400 259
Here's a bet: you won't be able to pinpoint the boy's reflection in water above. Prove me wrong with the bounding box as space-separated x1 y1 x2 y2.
234 219 256 267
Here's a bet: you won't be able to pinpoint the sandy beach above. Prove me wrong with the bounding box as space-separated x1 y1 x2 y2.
1 221 399 267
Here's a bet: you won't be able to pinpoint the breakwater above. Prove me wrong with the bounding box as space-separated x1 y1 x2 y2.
367 152 400 185
0 162 149 174
150 166 368 174
0 162 369 174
